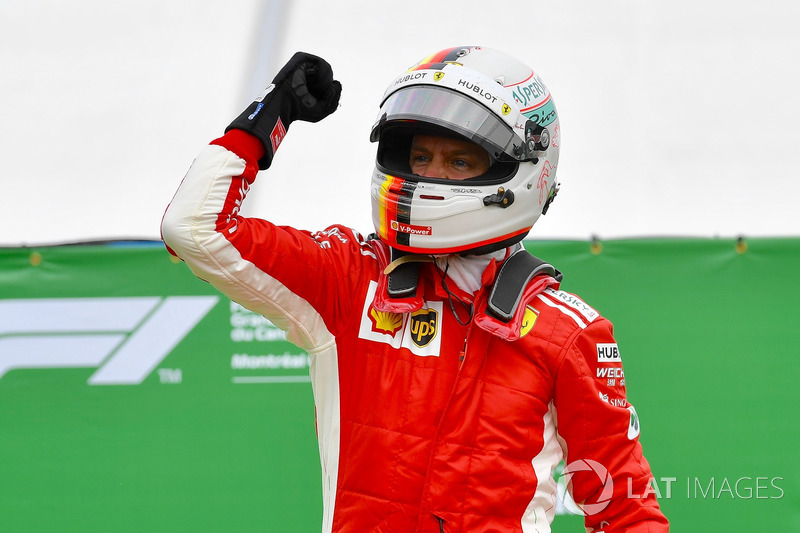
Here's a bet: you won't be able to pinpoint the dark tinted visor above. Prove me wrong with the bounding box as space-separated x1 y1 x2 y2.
371 86 523 162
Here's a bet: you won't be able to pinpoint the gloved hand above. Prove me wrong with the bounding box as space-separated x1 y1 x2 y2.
226 52 342 169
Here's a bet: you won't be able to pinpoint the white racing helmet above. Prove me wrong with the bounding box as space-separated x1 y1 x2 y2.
370 46 560 255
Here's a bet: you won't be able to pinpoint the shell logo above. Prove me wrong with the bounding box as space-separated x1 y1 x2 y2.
369 307 403 336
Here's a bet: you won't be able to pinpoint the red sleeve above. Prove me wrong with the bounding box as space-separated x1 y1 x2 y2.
210 129 265 177
554 319 669 532
162 130 379 346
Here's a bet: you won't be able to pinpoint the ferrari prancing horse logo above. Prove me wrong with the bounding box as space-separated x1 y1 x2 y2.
520 306 539 338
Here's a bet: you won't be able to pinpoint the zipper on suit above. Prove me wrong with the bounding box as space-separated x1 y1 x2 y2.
458 324 471 371
417 321 472 530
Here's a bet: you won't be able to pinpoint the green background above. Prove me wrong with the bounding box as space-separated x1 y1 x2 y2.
1 238 798 531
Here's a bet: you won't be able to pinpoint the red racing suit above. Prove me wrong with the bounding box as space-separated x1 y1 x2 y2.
161 130 669 532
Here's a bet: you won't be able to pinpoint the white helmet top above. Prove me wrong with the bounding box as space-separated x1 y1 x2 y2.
370 45 560 255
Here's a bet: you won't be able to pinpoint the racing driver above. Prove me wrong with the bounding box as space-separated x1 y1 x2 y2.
161 46 669 532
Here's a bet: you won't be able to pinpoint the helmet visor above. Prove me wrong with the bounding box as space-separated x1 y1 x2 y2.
371 86 523 162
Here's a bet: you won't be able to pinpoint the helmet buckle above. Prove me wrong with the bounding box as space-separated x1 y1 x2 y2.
483 187 515 208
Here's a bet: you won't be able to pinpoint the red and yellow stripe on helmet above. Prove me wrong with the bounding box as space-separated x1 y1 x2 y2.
408 46 478 72
377 174 404 243
377 174 421 248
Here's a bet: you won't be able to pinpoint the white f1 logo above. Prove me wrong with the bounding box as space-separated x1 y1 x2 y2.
0 296 219 385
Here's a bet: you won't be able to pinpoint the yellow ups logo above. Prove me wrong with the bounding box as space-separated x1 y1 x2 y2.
409 308 438 348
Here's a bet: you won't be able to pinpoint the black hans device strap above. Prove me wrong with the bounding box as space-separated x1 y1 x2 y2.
386 248 426 298
487 250 562 322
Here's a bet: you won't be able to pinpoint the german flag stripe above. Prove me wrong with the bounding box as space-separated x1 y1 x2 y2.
378 175 416 246
411 46 473 71
378 175 397 240
395 180 415 247
439 46 472 63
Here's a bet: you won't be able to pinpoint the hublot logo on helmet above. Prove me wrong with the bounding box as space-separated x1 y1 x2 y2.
395 72 428 86
457 79 497 103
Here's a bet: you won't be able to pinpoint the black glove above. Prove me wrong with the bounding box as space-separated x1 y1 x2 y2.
226 52 342 170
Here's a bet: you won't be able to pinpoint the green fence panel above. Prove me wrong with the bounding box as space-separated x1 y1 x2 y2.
1 238 797 531
530 237 800 532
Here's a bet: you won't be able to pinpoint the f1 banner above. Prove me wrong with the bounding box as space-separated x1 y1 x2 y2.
0 296 218 384
0 243 321 532
1 239 798 532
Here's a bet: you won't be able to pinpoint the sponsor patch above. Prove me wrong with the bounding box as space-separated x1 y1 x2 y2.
390 220 432 236
596 367 624 379
369 306 403 336
628 406 641 439
598 392 627 408
270 117 287 153
597 343 621 363
540 288 600 327
254 83 275 103
357 282 443 357
409 308 438 348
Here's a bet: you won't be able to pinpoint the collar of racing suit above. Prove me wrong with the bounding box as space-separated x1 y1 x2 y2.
372 243 561 342
433 248 509 295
